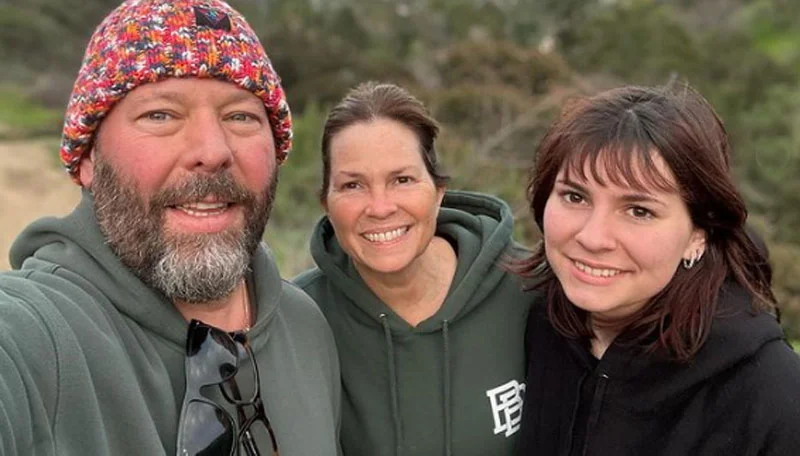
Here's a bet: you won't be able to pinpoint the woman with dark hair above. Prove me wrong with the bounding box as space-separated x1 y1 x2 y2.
514 85 800 455
294 81 534 456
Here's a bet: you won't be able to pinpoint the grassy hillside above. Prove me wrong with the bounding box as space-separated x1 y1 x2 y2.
0 87 61 139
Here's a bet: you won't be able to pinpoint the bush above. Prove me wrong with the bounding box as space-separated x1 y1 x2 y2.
0 86 62 139
264 102 327 277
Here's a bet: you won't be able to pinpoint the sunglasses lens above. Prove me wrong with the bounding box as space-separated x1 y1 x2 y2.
178 401 235 456
187 325 239 385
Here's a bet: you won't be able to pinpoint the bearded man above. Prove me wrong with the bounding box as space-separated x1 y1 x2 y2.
0 1 340 455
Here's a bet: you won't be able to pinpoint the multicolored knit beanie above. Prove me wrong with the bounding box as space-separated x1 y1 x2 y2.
60 0 292 184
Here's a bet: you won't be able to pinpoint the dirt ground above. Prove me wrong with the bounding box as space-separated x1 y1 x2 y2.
0 139 81 270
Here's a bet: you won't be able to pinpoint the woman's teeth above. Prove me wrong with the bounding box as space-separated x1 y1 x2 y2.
364 227 408 243
574 260 621 277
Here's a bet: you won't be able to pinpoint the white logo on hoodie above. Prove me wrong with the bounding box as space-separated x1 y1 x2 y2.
486 379 526 437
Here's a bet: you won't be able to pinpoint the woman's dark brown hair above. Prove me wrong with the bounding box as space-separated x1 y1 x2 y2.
319 81 449 203
516 84 776 362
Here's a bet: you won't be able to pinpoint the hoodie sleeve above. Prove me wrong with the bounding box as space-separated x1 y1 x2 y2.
0 283 60 456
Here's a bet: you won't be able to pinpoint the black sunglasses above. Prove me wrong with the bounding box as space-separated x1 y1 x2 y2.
176 319 279 456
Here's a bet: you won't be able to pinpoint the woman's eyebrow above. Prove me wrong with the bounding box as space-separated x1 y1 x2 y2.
557 177 669 207
556 178 589 194
618 192 667 207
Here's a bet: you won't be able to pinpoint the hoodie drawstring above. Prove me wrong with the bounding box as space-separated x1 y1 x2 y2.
379 314 454 456
442 319 452 456
380 314 403 456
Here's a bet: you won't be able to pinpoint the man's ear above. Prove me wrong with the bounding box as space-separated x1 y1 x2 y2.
78 149 96 188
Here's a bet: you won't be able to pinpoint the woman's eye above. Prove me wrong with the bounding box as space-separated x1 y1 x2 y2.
396 176 413 184
628 206 655 219
561 191 584 204
341 182 360 190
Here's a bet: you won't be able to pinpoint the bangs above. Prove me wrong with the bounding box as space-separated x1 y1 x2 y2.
561 118 678 194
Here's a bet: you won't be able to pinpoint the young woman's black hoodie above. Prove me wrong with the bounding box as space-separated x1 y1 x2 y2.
517 280 800 456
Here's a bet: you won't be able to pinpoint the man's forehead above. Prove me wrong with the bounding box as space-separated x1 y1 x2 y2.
123 78 264 106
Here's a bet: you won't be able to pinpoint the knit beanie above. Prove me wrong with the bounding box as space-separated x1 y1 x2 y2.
60 0 292 184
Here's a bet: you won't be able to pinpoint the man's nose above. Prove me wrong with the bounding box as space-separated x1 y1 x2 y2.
184 113 234 173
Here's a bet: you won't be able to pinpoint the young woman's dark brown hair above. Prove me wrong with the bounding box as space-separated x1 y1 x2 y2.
515 84 800 456
517 84 775 361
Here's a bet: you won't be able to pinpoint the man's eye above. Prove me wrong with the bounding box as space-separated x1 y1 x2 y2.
144 111 171 121
228 112 256 122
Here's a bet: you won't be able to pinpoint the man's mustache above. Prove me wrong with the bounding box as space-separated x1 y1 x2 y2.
149 172 256 210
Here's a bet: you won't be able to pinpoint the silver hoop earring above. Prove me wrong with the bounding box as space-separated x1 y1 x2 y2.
682 250 704 270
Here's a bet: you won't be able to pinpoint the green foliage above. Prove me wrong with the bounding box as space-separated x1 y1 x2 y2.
435 40 569 96
264 102 327 276
0 6 54 68
0 86 61 139
247 0 416 112
743 0 800 68
736 85 800 245
769 241 800 340
559 0 702 84
1 0 798 334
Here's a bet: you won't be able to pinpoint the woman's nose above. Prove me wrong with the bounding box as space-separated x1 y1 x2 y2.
364 189 398 218
574 209 617 252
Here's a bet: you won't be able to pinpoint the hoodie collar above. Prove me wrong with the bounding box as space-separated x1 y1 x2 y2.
10 189 282 348
565 280 785 409
309 190 515 333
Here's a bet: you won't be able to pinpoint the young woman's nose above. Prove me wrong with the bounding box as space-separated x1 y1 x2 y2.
574 209 617 252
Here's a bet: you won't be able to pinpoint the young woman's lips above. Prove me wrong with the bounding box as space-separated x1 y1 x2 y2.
570 258 626 284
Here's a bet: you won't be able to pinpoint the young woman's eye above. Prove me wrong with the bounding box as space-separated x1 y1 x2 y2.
559 191 585 204
628 206 655 219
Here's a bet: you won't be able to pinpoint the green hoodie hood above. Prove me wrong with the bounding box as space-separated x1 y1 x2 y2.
295 190 534 456
307 190 518 331
9 189 281 350
1 190 341 455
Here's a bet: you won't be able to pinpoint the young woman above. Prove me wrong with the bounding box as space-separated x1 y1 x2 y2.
294 82 535 456
514 85 800 455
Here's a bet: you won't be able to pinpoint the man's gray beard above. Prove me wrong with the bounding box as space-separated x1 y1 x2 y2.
90 156 277 304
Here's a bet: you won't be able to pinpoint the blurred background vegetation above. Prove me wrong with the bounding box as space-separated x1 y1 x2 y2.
0 0 798 339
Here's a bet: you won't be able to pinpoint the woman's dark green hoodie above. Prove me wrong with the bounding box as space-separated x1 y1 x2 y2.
295 190 536 456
